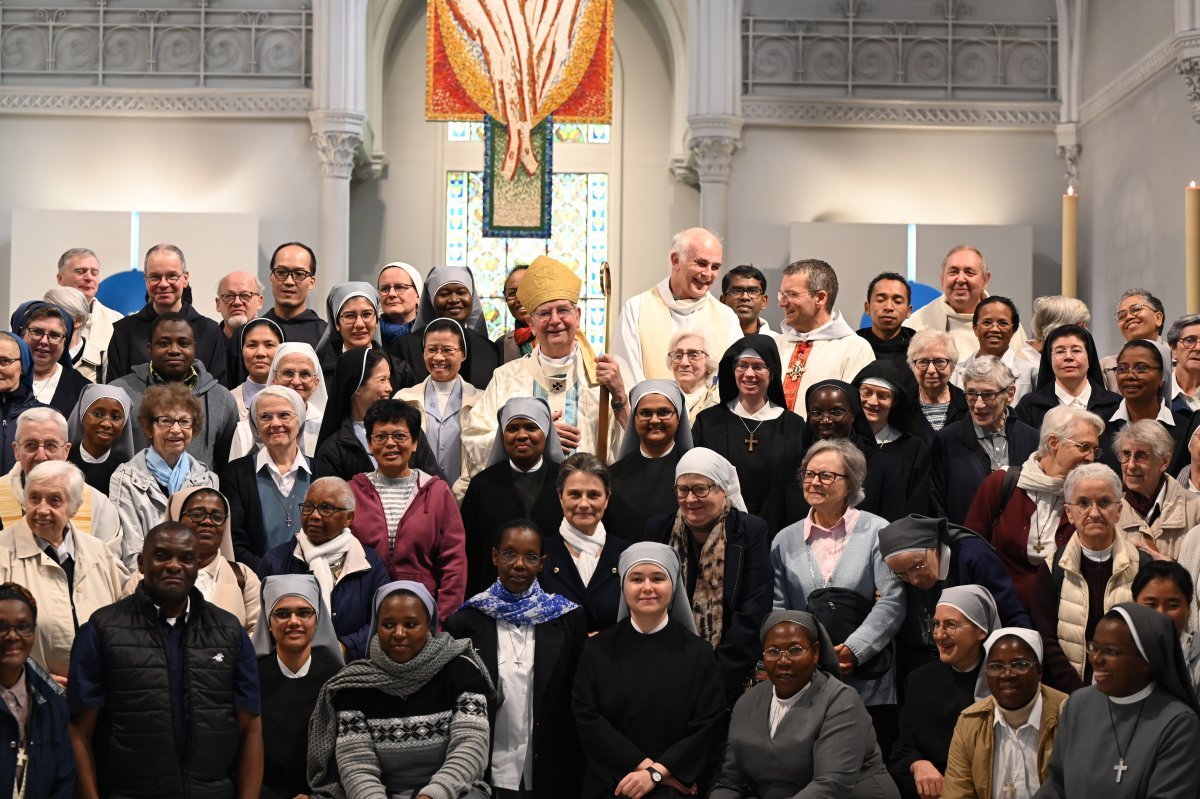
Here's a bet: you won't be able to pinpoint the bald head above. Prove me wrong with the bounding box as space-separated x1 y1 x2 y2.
669 227 723 300
215 271 264 332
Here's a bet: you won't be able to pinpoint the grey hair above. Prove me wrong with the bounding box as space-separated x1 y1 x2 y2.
1064 462 1123 504
1031 295 1091 342
800 438 866 507
144 243 187 271
1035 406 1104 459
306 476 355 512
556 451 611 494
1113 419 1175 463
961 354 1015 391
1168 314 1200 348
666 328 718 378
25 460 85 516
907 328 960 364
15 407 68 444
782 259 839 307
43 286 90 327
670 228 722 260
940 244 987 273
218 271 265 295
57 247 98 273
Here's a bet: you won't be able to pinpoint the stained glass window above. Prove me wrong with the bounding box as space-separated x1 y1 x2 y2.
445 170 611 351
446 121 610 144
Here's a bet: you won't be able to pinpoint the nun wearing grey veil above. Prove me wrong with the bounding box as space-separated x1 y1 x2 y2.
388 265 502 390
711 611 900 799
572 543 727 798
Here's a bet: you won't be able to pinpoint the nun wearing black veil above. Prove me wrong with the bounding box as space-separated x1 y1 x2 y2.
691 334 806 517
1035 602 1200 799
710 610 899 799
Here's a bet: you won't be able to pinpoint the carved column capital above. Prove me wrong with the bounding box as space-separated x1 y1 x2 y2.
1179 56 1200 123
1055 144 1081 189
311 130 363 178
689 136 740 184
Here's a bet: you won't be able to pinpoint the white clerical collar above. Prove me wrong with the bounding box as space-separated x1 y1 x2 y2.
1109 399 1176 426
1054 380 1092 407
640 443 675 459
772 682 810 708
728 398 783 421
510 457 544 474
1081 543 1114 562
631 615 669 634
79 446 110 464
1107 681 1156 704
278 654 312 679
256 445 310 477
874 424 901 445
537 346 577 370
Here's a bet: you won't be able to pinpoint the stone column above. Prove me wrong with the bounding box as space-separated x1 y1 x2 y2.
1174 0 1200 122
309 0 367 296
688 121 742 237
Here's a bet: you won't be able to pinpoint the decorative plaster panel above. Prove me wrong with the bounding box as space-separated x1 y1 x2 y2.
0 87 311 116
1078 37 1175 123
742 97 1059 129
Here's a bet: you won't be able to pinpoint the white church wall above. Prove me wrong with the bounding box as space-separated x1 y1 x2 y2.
0 114 320 315
725 124 1064 328
1080 0 1174 101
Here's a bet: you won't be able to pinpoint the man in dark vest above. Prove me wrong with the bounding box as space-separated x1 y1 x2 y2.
67 521 263 799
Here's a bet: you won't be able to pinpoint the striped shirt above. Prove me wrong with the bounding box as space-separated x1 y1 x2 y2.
921 400 951 431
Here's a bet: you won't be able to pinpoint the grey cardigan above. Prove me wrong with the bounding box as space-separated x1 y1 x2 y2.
770 509 905 705
710 671 899 799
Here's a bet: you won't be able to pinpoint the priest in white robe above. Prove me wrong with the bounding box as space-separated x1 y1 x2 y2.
460 255 630 492
772 259 875 418
612 227 742 384
905 245 1027 364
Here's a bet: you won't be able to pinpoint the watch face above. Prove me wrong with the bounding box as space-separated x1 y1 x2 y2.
649 769 662 783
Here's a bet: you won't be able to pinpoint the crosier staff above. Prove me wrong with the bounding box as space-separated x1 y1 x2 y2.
596 261 613 462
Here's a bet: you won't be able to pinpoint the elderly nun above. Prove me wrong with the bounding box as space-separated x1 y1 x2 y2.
252 574 344 799
460 397 567 595
1037 602 1200 798
572 543 727 798
711 610 899 799
389 265 501 390
228 342 328 460
606 379 695 540
943 627 1067 799
67 383 136 495
643 446 772 704
890 585 1001 799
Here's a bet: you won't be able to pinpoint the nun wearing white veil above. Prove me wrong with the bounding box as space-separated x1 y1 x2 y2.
643 446 773 705
572 542 727 799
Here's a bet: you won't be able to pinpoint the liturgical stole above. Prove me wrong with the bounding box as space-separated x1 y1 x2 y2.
637 286 732 380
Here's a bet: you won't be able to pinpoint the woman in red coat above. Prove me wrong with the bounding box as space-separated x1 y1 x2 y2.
346 398 468 626
962 404 1104 609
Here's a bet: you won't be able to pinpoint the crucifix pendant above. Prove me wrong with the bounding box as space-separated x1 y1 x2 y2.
1001 781 1015 799
1033 538 1045 554
745 432 758 452
1114 758 1128 783
514 658 524 667
285 513 292 527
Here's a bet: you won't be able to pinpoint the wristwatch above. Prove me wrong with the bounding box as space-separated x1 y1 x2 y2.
610 396 626 410
646 766 663 784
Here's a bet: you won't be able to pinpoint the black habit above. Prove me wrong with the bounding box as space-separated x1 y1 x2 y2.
388 327 501 390
257 648 342 799
605 449 682 543
888 659 981 799
691 405 805 518
539 534 630 633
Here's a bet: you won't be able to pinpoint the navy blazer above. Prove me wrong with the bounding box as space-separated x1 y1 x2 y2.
930 415 1038 525
644 508 773 704
538 533 630 633
443 604 587 799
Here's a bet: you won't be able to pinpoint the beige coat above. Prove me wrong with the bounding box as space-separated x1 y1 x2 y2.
942 685 1066 799
1056 533 1142 679
0 463 124 560
1118 475 1200 560
121 555 260 633
0 518 125 677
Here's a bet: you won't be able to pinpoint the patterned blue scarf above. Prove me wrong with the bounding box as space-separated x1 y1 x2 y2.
461 578 579 626
145 448 196 495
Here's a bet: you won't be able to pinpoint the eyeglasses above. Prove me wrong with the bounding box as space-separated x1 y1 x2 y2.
276 368 317 384
270 267 313 282
985 659 1037 676
1114 363 1159 375
931 619 967 634
763 645 808 661
370 431 412 445
19 440 63 455
858 386 894 403
912 357 952 371
1060 437 1101 457
674 483 717 499
146 272 185 285
300 502 349 517
531 304 576 322
1179 335 1200 350
338 310 377 324
891 558 932 579
1051 346 1086 358
669 349 707 362
976 319 1013 330
636 407 677 420
777 290 817 304
0 622 35 638
800 469 847 486
1086 641 1131 658
808 408 848 420
1118 449 1155 465
153 416 194 430
87 409 125 423
423 346 461 357
734 362 769 375
182 508 227 524
0 357 18 368
725 286 764 298
965 390 1006 403
1066 497 1120 512
270 607 317 621
497 549 545 566
24 326 65 344
378 282 415 295
257 410 297 424
1115 303 1153 322
219 292 260 305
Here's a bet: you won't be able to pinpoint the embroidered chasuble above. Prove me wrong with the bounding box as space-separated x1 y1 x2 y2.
774 335 875 418
637 286 735 381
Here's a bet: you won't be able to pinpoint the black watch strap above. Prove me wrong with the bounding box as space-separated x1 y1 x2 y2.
646 766 662 783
